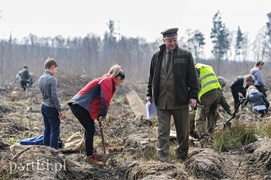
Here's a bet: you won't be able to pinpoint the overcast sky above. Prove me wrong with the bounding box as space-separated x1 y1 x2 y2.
0 0 271 57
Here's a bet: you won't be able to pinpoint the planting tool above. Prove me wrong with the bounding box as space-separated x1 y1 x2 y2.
99 119 107 164
223 97 246 129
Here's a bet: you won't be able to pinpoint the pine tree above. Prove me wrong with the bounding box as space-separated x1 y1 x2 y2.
234 26 244 61
183 29 205 62
210 11 230 75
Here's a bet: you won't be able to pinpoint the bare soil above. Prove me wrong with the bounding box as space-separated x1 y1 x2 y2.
1 75 271 180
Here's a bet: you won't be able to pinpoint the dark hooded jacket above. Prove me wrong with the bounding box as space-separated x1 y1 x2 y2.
245 89 269 110
20 67 30 81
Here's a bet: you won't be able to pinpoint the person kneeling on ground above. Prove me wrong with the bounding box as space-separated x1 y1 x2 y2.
68 64 125 166
230 74 254 110
244 87 269 117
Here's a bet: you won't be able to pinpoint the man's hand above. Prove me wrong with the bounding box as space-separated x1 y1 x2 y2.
189 98 197 108
238 92 244 98
58 112 63 121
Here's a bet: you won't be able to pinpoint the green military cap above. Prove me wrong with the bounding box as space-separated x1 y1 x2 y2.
217 76 226 88
161 28 178 39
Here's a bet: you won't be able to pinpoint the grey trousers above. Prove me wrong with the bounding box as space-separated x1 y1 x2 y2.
157 106 190 161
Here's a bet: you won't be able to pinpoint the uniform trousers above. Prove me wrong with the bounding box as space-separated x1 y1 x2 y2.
157 106 190 161
195 89 221 137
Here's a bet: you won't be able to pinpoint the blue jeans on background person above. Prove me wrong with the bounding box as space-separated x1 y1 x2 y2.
41 104 60 149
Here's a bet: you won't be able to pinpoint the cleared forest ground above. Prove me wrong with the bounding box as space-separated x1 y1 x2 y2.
1 74 271 179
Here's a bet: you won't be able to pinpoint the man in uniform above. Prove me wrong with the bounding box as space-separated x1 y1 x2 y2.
217 76 233 116
146 28 199 162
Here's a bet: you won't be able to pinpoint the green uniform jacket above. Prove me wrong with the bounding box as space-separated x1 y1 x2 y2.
146 44 200 107
219 91 231 114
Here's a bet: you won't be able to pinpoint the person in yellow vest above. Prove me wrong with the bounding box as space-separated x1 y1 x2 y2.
189 75 231 139
194 63 221 140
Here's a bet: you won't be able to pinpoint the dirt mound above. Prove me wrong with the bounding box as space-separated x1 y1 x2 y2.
125 161 187 179
245 139 271 179
7 146 75 179
3 145 114 179
0 118 29 138
0 104 13 114
186 148 228 179
0 139 10 149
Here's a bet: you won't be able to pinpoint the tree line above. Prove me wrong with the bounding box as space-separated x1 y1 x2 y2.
0 11 271 84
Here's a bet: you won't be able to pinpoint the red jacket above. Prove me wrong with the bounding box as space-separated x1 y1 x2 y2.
69 75 116 120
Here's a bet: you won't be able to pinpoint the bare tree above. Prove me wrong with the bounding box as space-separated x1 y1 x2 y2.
253 27 267 61
265 12 271 61
182 29 206 62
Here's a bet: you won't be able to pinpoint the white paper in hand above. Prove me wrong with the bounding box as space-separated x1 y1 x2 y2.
146 101 157 120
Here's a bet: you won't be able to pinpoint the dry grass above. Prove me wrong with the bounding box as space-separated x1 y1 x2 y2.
213 120 258 152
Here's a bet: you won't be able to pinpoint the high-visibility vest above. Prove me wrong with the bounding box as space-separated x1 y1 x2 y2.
195 63 221 99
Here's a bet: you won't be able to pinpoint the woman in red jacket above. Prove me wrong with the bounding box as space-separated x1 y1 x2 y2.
68 64 125 166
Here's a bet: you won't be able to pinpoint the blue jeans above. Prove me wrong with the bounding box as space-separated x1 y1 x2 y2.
41 104 60 149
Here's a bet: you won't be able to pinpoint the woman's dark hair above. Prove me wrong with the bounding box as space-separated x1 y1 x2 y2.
256 60 264 66
115 70 125 80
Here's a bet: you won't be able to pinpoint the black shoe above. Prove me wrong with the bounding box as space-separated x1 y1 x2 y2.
190 130 199 139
